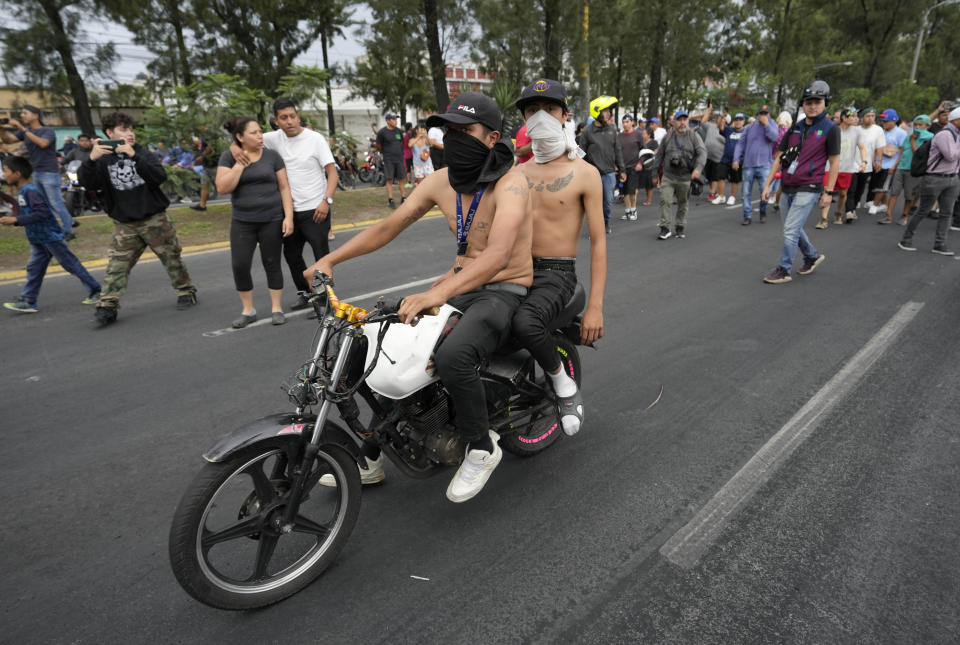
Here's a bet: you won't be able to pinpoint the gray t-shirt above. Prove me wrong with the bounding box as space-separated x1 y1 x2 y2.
698 121 726 162
15 127 59 173
218 148 285 222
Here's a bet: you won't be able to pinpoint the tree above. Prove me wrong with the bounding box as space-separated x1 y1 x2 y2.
0 0 115 133
346 0 433 116
316 0 355 134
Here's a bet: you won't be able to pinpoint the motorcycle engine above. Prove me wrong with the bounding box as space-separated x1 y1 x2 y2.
397 382 462 466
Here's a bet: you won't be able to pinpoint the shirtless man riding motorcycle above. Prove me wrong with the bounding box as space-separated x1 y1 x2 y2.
305 92 531 503
511 79 607 436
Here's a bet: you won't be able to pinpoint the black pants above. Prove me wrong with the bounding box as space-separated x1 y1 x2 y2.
436 287 524 443
849 171 873 209
512 263 577 373
230 218 283 291
283 208 331 293
431 147 444 170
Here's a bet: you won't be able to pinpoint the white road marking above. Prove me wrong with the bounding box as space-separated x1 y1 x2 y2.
202 275 442 338
659 300 925 569
410 575 431 581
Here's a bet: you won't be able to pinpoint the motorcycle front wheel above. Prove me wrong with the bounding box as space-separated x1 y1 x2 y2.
168 440 361 609
501 333 582 457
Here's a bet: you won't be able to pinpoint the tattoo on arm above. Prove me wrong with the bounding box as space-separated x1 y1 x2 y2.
503 182 529 197
545 170 575 192
401 206 427 226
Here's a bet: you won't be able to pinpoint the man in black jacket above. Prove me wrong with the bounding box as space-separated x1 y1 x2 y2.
78 112 197 325
580 96 626 233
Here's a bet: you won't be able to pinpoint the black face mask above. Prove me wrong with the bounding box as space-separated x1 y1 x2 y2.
443 128 515 194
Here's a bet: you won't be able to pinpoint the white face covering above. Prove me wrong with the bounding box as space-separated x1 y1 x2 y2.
525 109 581 163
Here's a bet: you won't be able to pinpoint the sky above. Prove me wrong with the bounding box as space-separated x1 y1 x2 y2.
5 10 371 88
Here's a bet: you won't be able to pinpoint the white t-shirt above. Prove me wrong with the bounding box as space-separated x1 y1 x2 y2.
858 124 885 166
837 126 864 174
653 126 666 143
262 129 335 211
428 127 444 148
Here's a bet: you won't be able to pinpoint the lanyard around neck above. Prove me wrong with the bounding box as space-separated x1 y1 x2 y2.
456 184 487 256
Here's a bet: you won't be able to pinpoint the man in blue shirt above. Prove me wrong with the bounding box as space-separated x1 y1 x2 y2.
733 105 780 224
869 108 907 219
1 105 77 239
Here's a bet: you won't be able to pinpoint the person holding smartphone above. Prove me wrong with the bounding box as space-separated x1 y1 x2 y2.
78 111 198 325
0 105 77 239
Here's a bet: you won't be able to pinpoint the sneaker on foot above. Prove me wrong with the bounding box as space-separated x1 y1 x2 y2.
64 232 77 241
759 214 766 224
797 253 826 275
657 227 672 240
897 241 917 251
620 211 630 220
877 215 892 225
271 311 287 325
95 305 118 324
834 216 843 225
605 222 613 234
707 193 716 202
446 431 502 503
319 453 386 487
763 266 792 284
814 220 827 229
742 218 752 226
81 290 100 305
868 204 878 215
4 299 38 313
711 195 725 205
876 203 887 213
675 227 685 239
628 211 638 221
176 293 198 310
950 224 960 232
388 198 396 208
898 216 909 226
845 212 858 223
726 195 736 206
932 246 955 256
189 204 207 211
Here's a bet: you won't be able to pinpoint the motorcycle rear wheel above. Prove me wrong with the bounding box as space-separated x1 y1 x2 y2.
501 334 582 457
168 440 360 609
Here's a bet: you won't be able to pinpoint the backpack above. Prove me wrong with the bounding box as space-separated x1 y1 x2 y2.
910 140 931 178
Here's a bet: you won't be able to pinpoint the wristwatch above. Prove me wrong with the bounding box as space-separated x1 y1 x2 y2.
324 197 334 206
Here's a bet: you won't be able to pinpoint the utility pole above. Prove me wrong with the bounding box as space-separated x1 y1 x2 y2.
911 0 960 83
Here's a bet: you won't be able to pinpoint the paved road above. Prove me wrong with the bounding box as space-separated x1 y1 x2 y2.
2 197 958 643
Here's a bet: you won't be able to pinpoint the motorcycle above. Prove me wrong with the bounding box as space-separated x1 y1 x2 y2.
169 272 586 609
62 160 105 217
357 144 385 186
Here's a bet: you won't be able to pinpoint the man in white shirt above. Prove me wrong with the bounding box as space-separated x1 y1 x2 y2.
234 97 338 309
427 123 445 170
651 117 667 143
848 107 886 215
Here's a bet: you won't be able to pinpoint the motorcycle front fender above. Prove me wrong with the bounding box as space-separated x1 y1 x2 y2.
202 412 363 465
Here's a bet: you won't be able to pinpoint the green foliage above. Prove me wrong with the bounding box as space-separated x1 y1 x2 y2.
276 65 331 110
162 166 201 202
139 74 269 169
835 87 872 110
874 81 940 122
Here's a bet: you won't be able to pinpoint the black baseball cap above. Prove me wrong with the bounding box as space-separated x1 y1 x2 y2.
515 78 568 113
426 92 503 132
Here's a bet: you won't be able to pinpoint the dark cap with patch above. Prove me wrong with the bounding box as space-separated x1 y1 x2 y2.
426 92 503 132
515 78 568 113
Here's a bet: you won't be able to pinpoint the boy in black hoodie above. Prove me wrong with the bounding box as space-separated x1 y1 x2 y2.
79 112 197 325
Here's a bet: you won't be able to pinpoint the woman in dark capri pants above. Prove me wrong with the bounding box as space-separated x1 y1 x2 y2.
217 116 294 328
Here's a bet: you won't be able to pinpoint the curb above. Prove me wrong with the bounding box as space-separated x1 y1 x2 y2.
0 209 443 285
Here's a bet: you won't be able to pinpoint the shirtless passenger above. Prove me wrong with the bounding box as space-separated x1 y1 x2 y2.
305 92 532 503
511 79 607 436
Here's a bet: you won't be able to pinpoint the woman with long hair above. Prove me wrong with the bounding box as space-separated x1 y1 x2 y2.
216 116 294 328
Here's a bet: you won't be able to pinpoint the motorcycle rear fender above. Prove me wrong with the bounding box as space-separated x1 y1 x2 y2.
202 412 364 466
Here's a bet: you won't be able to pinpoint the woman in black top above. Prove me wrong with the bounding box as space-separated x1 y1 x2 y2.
217 116 294 328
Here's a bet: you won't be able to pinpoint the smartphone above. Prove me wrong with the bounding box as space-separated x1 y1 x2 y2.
98 139 125 150
0 117 8 125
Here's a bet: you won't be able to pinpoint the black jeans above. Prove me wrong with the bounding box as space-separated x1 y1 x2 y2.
436 286 525 443
230 218 283 291
283 208 331 293
512 262 577 373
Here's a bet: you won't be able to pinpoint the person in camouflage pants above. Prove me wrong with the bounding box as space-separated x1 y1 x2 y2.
99 211 196 309
78 111 198 324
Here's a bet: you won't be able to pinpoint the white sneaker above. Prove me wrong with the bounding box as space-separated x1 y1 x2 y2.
711 195 725 205
446 430 502 503
628 211 638 221
319 453 385 487
868 204 878 215
876 203 887 213
726 196 736 206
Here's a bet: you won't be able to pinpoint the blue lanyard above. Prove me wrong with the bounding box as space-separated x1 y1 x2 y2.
455 184 487 257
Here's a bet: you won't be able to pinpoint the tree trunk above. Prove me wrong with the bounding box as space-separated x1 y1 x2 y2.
170 2 193 86
613 46 622 124
772 0 792 109
646 26 664 121
579 0 590 119
422 0 449 112
39 0 94 133
542 0 561 79
321 31 336 134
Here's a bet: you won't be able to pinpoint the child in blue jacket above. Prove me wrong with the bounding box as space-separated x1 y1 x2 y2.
1 156 101 313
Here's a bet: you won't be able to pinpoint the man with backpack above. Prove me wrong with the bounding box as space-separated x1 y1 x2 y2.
898 107 960 255
884 114 933 226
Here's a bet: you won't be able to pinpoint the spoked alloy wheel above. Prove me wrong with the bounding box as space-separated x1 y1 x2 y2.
169 441 360 609
501 334 582 457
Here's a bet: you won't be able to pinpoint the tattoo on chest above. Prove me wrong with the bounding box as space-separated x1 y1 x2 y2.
525 170 575 192
476 221 488 230
504 183 529 196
